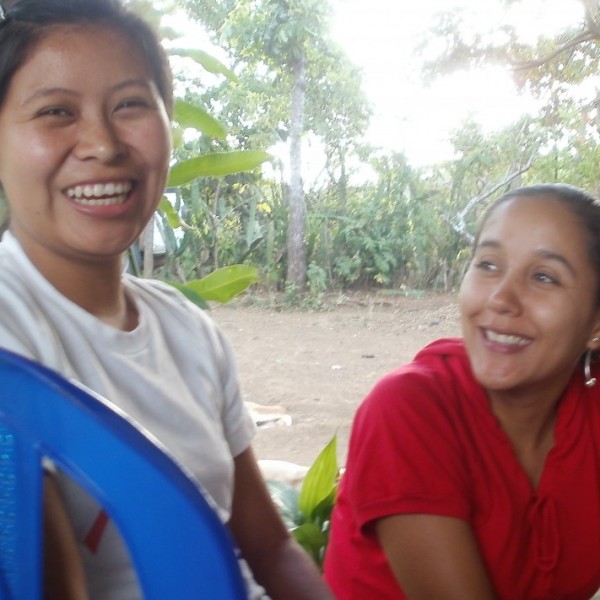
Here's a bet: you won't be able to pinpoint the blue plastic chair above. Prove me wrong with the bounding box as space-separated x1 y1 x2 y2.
0 348 247 599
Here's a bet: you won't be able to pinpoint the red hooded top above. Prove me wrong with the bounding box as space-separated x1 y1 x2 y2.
324 338 600 600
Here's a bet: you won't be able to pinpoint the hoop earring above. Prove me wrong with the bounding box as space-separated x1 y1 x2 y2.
585 349 597 388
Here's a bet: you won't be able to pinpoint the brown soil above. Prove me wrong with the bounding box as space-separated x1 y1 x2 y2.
211 292 461 468
217 293 600 600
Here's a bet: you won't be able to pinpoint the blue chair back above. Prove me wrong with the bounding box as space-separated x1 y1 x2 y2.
0 348 247 599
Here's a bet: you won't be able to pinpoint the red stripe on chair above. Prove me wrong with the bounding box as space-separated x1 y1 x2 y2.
83 509 109 553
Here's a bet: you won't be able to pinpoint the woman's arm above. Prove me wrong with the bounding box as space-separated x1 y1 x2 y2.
376 513 499 600
43 474 90 600
228 447 334 600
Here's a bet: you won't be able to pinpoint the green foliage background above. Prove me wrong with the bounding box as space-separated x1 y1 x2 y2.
145 0 600 301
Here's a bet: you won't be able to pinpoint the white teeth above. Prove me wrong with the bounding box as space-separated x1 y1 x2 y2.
485 330 529 346
76 195 128 207
66 181 133 206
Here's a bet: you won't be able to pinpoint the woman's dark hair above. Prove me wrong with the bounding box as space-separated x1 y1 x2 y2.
476 183 600 304
0 0 173 114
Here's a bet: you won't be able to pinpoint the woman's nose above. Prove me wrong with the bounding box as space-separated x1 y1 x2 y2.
74 116 125 163
487 274 523 314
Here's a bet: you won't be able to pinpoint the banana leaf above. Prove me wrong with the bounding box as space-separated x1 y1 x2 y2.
174 265 259 304
168 151 272 187
173 99 227 140
169 48 238 82
298 435 338 519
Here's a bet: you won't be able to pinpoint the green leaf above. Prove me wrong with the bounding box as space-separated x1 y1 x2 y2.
310 488 337 526
292 522 328 565
168 282 209 310
169 48 239 82
298 435 338 519
171 125 184 149
158 197 183 229
173 99 227 140
181 265 259 303
167 151 272 187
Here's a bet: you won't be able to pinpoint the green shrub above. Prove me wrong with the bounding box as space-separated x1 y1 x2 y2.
266 436 339 569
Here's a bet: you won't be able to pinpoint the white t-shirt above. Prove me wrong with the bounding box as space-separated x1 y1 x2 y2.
0 232 263 599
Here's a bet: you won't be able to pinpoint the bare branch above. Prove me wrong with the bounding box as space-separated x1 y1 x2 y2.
449 156 537 245
511 30 596 71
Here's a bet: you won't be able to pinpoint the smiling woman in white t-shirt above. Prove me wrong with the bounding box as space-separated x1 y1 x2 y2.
0 1 333 599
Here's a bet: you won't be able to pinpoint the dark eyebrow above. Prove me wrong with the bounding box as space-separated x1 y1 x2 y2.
22 79 154 106
534 249 577 277
475 240 577 277
475 240 499 251
22 87 77 106
111 78 156 94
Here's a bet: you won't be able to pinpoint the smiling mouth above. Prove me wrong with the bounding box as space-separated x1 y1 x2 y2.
484 329 530 346
65 181 133 206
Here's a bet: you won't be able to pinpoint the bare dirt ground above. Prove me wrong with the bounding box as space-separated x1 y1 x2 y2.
215 293 600 600
211 292 461 468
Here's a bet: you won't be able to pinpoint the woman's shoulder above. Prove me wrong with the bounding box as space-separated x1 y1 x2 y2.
124 276 226 345
359 337 480 422
374 337 470 393
125 276 207 319
125 275 186 300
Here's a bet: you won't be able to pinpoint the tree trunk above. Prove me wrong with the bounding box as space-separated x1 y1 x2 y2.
286 50 307 291
338 146 347 209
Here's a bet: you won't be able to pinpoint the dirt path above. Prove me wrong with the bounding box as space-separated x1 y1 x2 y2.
211 293 461 468
214 293 600 600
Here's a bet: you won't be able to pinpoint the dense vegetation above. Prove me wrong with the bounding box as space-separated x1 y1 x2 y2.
145 0 600 301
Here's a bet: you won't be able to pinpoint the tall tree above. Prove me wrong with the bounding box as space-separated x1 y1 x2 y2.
181 0 357 291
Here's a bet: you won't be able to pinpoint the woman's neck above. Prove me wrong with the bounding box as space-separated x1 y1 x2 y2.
488 388 561 488
26 244 138 331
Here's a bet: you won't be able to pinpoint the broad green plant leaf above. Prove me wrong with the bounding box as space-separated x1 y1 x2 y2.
173 99 227 140
158 196 183 229
167 150 272 187
292 522 327 564
180 265 259 303
171 125 184 149
311 489 337 525
168 282 209 310
264 436 339 569
298 435 338 519
169 48 239 82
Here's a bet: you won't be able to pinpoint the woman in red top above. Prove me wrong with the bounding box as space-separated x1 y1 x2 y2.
324 184 600 600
